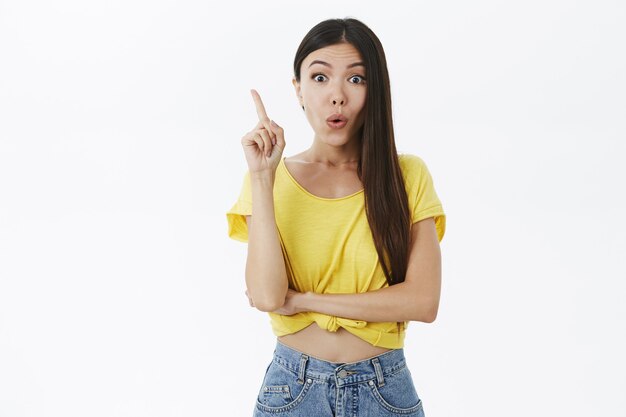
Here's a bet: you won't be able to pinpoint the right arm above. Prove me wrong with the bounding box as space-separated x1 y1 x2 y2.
240 88 288 312
244 171 289 312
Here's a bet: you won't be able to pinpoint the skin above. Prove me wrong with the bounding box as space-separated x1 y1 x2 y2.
291 41 367 166
246 43 440 363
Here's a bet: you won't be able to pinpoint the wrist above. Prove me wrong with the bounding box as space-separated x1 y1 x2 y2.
250 171 275 184
299 291 317 312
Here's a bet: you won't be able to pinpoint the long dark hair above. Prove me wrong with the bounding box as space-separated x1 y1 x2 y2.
293 18 411 338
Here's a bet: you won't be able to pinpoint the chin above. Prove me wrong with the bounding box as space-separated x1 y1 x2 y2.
322 134 352 146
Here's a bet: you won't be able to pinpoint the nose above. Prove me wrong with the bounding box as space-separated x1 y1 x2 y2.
331 82 345 107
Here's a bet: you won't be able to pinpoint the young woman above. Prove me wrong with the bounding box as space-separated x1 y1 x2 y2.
227 17 446 417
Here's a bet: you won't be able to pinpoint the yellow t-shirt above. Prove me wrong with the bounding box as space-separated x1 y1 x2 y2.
226 153 446 349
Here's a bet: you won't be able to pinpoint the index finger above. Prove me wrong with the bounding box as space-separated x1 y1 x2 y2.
250 89 269 122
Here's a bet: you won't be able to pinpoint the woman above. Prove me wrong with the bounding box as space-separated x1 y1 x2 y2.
227 17 446 417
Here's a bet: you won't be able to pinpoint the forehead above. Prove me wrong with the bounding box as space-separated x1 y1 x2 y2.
303 43 364 69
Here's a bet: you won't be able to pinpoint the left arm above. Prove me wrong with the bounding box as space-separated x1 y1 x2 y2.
299 217 442 323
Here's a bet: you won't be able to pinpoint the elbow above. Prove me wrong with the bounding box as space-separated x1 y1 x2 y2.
250 287 287 312
416 303 438 323
423 311 437 323
254 302 271 312
424 305 439 323
255 298 284 313
245 274 288 312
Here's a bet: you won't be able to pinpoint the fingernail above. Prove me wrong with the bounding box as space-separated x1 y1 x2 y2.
272 138 276 145
271 119 278 127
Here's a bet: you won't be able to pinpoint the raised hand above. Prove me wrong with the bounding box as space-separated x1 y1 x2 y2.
240 89 286 174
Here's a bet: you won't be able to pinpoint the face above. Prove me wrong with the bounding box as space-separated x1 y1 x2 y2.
292 42 367 146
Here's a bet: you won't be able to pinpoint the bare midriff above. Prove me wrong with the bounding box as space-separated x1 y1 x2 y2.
277 322 392 364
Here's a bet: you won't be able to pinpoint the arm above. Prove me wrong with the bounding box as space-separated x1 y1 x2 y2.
245 172 289 312
299 217 442 323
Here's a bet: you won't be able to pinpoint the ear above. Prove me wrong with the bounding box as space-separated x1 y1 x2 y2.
292 78 302 104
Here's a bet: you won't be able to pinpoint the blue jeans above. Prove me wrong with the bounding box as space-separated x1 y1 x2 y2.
253 340 425 416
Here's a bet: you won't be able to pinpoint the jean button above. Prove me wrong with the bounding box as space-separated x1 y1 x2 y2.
338 369 348 378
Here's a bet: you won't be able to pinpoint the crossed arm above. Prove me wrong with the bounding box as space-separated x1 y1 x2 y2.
246 217 442 324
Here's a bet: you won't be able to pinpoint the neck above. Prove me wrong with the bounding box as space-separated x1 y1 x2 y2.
305 136 361 167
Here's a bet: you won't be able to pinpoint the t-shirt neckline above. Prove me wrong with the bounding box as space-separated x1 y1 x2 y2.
280 157 364 201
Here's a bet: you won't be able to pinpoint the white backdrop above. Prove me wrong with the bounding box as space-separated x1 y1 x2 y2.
1 1 625 416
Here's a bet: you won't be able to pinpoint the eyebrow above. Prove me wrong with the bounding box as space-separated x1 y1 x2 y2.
308 60 365 69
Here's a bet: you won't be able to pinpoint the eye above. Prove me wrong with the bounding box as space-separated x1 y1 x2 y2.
350 75 366 84
311 73 367 84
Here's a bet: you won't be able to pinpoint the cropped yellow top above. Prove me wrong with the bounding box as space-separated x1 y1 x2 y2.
226 153 446 349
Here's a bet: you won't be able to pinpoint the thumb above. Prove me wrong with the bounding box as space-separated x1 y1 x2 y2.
269 119 284 146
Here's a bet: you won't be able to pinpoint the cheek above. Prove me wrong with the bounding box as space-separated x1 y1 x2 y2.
358 90 367 106
305 98 323 117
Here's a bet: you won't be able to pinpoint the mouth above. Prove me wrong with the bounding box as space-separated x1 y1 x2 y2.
326 114 348 123
326 113 348 128
327 119 348 129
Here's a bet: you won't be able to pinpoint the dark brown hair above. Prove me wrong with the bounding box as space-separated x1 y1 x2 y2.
293 18 411 337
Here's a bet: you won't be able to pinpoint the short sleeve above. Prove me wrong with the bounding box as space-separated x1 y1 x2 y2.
400 154 446 242
226 170 252 242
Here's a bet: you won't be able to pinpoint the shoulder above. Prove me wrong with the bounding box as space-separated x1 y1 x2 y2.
397 153 427 179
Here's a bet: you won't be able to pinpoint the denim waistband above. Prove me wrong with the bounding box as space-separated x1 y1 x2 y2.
272 340 407 388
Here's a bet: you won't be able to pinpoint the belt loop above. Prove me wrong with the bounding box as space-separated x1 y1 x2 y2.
371 357 385 387
296 354 309 385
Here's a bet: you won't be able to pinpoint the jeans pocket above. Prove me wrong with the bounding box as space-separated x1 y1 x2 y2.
255 359 314 413
366 365 424 415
